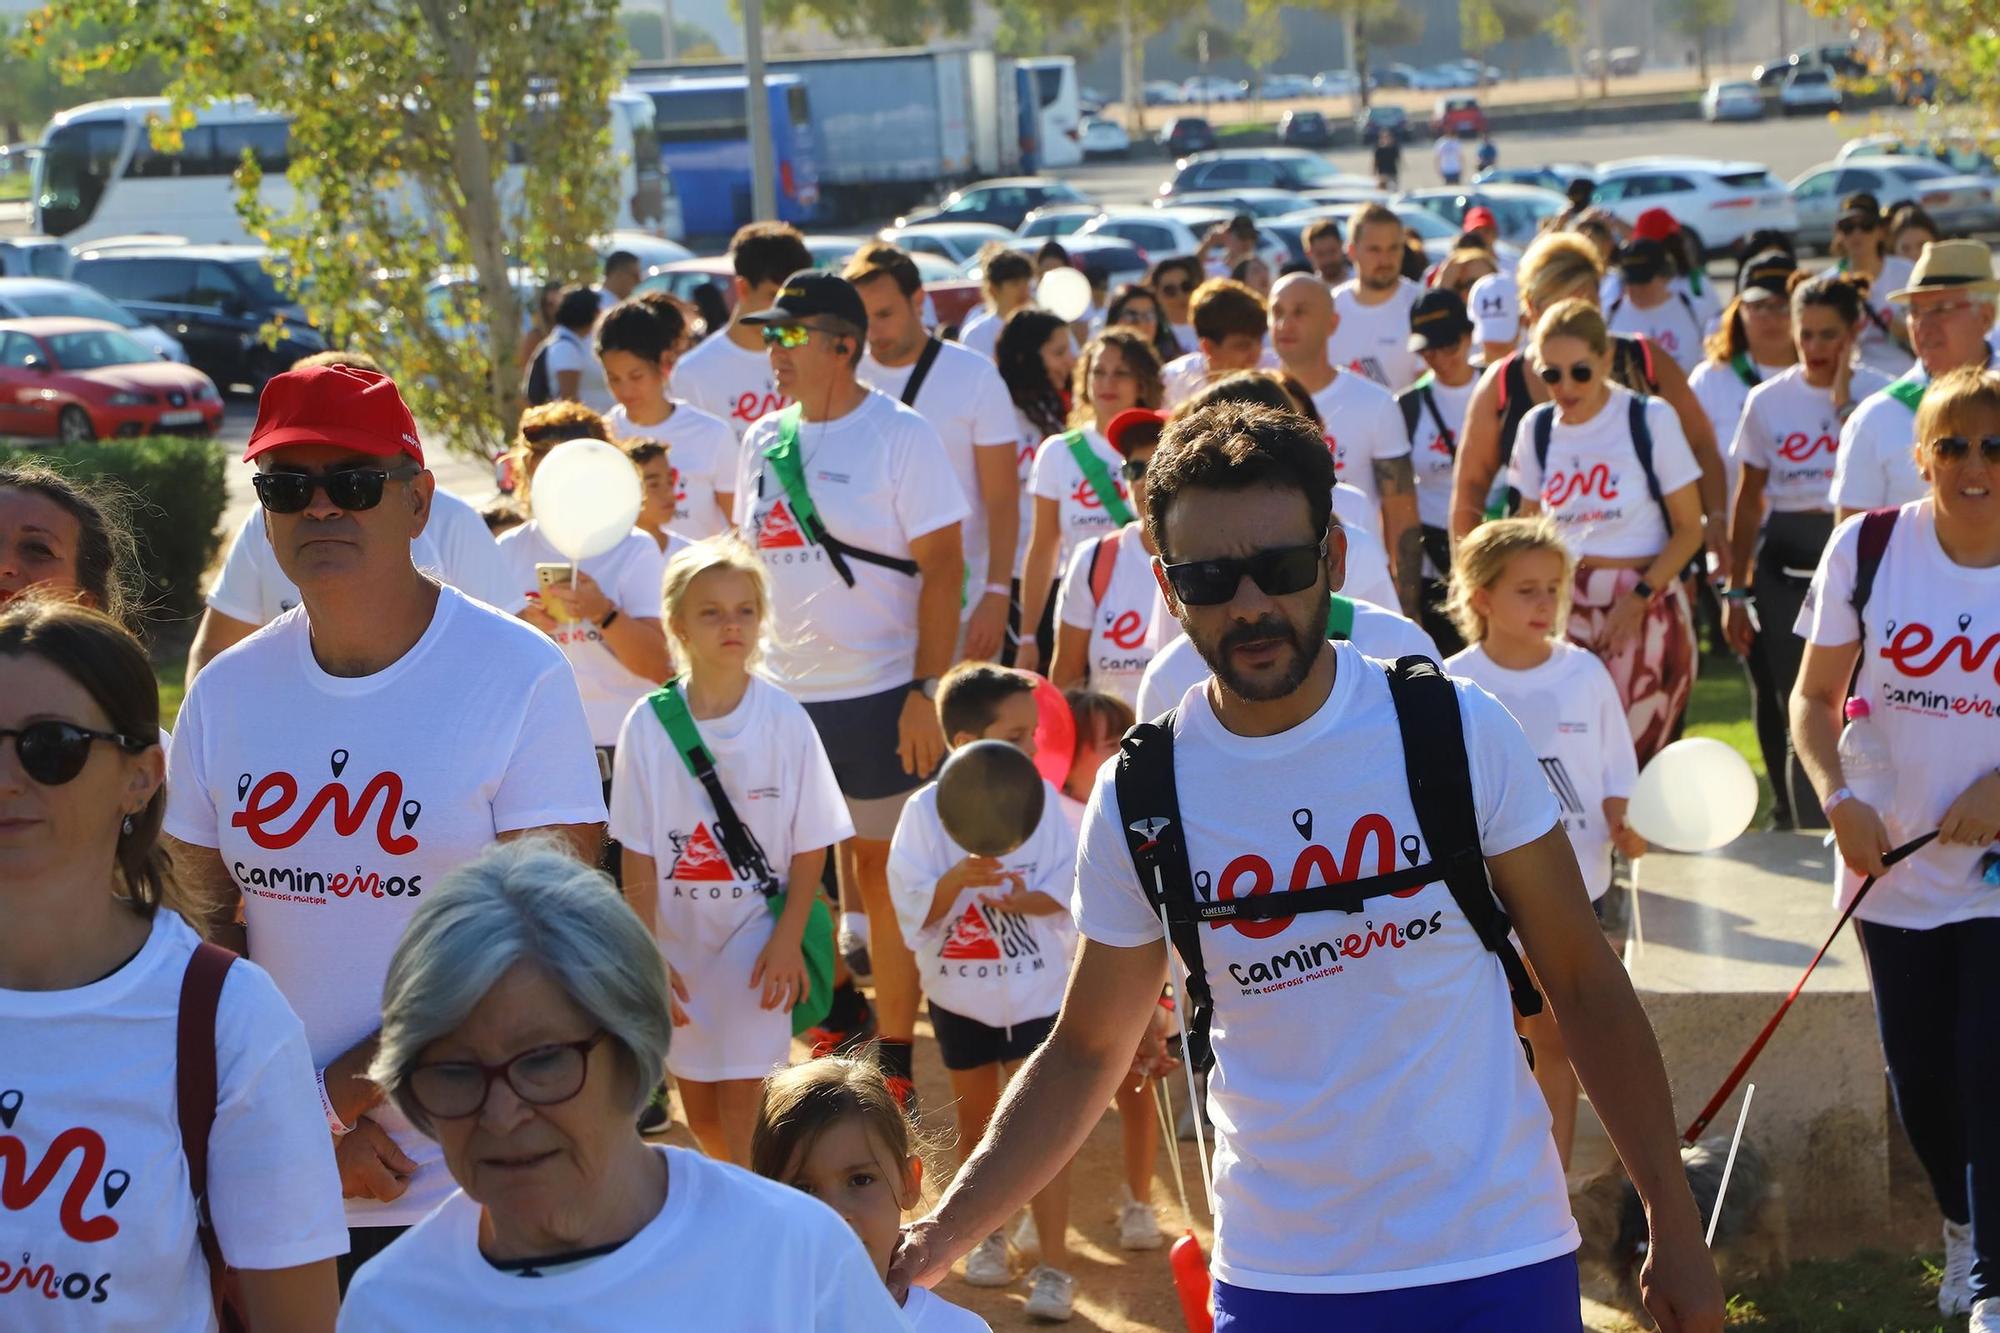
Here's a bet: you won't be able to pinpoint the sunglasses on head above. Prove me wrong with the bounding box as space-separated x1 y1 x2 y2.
2 720 152 786
251 463 420 515
1929 435 2000 464
1161 538 1325 607
1537 362 1595 386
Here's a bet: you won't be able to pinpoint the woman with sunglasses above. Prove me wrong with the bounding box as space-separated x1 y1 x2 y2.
337 837 902 1329
1105 282 1182 366
1148 255 1202 355
1829 197 1916 377
1723 273 1889 827
1050 408 1173 707
1510 300 1707 763
1792 366 2000 1327
1017 329 1162 676
0 598 345 1330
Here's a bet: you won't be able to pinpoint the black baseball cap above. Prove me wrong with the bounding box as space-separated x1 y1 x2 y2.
1617 238 1669 277
1737 249 1798 303
1407 288 1474 352
737 269 869 334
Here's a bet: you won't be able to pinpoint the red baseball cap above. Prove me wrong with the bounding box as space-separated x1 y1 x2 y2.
1633 208 1681 242
1105 407 1168 457
244 364 425 466
1463 206 1499 234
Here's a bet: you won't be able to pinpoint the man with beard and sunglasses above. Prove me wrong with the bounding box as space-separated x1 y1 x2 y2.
162 365 607 1290
890 401 1722 1331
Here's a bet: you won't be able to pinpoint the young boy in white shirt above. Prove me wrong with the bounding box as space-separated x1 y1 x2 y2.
886 663 1081 1322
598 296 737 542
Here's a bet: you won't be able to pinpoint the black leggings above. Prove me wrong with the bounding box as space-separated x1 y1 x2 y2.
1749 511 1833 828
1003 577 1058 669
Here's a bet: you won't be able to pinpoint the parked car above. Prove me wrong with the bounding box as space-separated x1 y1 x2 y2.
1474 164 1596 194
1294 184 1392 208
1160 116 1219 158
1702 80 1765 122
878 222 1017 268
1082 206 1291 271
1790 157 2000 250
1397 183 1568 247
1079 116 1132 158
1276 202 1482 266
1591 157 1798 256
1357 104 1409 144
1278 110 1334 148
1752 56 1799 87
0 236 71 280
896 177 1092 231
68 243 324 394
1779 66 1842 116
965 235 1149 290
0 317 222 443
1837 133 1998 180
1450 58 1503 83
1312 70 1360 96
1162 189 1310 219
600 230 694 274
0 278 186 363
1373 63 1418 89
1015 204 1103 240
1257 73 1317 100
1079 87 1108 115
1430 96 1487 137
1181 75 1245 104
1162 148 1354 198
1142 80 1186 107
632 258 734 327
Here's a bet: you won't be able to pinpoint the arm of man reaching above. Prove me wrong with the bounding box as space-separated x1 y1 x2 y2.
1495 825 1725 1333
1449 361 1508 546
1372 454 1423 619
901 523 964 780
890 936 1168 1295
965 440 1022 663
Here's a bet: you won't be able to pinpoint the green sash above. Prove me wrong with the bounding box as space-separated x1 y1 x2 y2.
1065 429 1136 527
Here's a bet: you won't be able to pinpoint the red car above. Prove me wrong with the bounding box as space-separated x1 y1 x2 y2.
0 317 224 444
1430 96 1488 138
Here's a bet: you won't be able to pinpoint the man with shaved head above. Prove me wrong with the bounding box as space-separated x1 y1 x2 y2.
1269 272 1421 617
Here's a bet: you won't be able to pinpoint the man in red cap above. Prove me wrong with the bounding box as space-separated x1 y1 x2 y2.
162 363 607 1290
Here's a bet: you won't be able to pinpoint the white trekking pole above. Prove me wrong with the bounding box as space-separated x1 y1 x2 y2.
1156 885 1215 1218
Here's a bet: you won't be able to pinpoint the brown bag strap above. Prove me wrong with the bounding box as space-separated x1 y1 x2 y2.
176 939 242 1331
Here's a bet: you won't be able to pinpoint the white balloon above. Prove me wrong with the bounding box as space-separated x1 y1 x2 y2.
530 438 642 562
1626 737 1760 854
1037 266 1094 324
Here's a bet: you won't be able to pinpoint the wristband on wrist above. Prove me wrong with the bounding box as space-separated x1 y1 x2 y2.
1822 786 1855 813
1722 587 1753 602
317 1069 351 1137
983 582 1011 599
597 608 620 630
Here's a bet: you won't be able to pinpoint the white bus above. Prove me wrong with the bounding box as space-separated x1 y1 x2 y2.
1016 56 1083 170
33 95 680 248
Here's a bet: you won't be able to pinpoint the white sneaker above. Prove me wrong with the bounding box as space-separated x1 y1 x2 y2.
962 1232 1011 1288
1022 1265 1075 1322
1119 1198 1164 1250
1012 1209 1040 1260
1970 1295 1998 1333
1942 1218 1976 1316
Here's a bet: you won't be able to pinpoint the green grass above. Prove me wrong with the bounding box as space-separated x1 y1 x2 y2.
0 173 29 203
1719 1248 1957 1331
155 654 186 727
1683 662 1775 824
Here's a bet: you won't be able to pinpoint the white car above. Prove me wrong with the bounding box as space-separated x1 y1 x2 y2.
1592 157 1798 256
878 222 1017 268
1779 66 1842 115
1790 157 2000 250
1142 80 1186 107
1079 116 1132 157
1397 184 1568 248
1016 205 1103 240
1837 133 1999 179
1701 80 1765 122
1181 76 1244 103
1078 206 1288 271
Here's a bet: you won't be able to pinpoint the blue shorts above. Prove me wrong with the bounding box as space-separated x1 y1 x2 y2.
1213 1253 1582 1333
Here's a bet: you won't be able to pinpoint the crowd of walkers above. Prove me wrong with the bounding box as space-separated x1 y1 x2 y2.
1 190 1997 1331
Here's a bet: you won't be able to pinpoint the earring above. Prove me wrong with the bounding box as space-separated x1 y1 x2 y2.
122 814 135 836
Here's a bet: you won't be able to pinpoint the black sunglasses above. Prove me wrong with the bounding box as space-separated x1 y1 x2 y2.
252 463 420 515
405 1031 607 1121
1156 282 1189 297
2 720 152 786
1120 456 1149 482
1161 538 1326 607
1537 362 1595 386
1836 217 1877 234
1929 435 2000 464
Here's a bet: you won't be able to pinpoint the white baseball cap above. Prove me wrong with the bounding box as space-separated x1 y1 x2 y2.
1468 270 1521 345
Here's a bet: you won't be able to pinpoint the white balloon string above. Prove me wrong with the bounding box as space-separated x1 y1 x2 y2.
1706 1082 1755 1247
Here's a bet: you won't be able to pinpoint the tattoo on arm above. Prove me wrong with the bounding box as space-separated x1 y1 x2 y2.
1373 456 1414 500
1375 457 1424 617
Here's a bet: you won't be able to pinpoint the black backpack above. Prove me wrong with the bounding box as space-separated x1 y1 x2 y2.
523 338 556 407
1115 656 1543 1074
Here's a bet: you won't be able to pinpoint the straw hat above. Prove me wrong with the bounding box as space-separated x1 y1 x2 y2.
1885 239 2000 303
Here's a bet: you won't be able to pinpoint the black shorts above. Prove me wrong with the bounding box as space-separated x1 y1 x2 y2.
928 1000 1058 1071
801 683 925 803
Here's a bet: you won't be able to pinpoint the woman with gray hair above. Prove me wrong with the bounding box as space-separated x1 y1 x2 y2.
336 838 907 1330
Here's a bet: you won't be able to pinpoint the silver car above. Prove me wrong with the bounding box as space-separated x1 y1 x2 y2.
1790 156 2000 251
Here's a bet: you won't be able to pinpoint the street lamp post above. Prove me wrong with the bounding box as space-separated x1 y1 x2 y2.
743 0 777 221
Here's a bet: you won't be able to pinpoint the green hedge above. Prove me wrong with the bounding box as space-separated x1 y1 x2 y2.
2 436 227 629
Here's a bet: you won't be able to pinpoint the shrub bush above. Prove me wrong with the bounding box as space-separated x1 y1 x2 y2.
1 435 227 629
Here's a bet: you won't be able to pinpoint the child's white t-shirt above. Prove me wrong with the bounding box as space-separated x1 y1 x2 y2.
1028 426 1131 572
604 401 740 541
1055 523 1181 710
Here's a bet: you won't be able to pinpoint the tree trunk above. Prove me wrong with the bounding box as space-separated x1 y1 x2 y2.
1121 0 1144 138
1350 11 1370 109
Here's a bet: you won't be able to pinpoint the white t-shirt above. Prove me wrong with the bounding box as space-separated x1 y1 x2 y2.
735 390 970 701
1327 278 1424 392
1402 373 1480 534
1797 501 2000 929
609 678 853 1073
1448 641 1636 899
337 1146 908 1331
904 1286 990 1332
1434 136 1463 176
1511 386 1703 559
1029 425 1132 573
496 523 669 748
206 488 521 624
0 911 346 1333
1687 357 1794 507
1331 485 1399 611
1852 256 1917 378
540 326 614 415
1009 408 1049 580
604 401 739 542
163 587 607 1226
1468 271 1520 347
958 307 1002 362
1311 370 1408 520
1600 272 1719 337
1073 645 1575 1290
1606 290 1706 372
1731 364 1891 513
670 334 789 442
1831 371 1936 512
1054 522 1184 709
888 778 1079 1030
1135 598 1437 720
1161 346 1282 408
860 340 1020 596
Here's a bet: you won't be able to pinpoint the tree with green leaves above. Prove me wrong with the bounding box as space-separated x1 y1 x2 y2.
1810 0 1999 129
763 0 973 48
0 15 163 146
1460 0 1503 88
1665 0 1734 84
1542 0 1587 99
25 1 626 458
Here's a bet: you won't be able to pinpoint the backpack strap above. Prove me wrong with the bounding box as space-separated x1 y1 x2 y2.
1532 401 1555 478
1677 290 1700 329
1626 394 1673 533
1730 352 1761 389
1609 295 1624 318
648 682 781 897
900 336 945 407
1495 351 1518 418
1852 507 1898 635
1088 530 1121 608
177 941 243 1333
1065 430 1137 527
1384 657 1543 1018
762 406 919 588
1326 593 1355 641
1399 375 1457 458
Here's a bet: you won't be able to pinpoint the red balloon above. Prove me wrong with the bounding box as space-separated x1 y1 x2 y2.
1170 1231 1213 1333
1031 675 1075 788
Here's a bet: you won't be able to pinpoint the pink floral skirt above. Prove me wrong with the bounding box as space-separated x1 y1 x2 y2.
1567 566 1697 766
